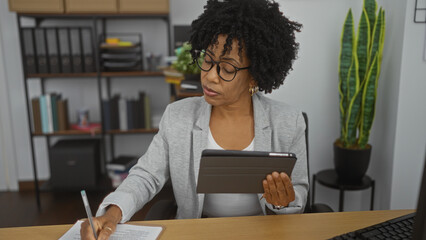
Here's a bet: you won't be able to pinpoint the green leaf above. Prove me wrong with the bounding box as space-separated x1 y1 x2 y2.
368 7 383 69
338 9 354 142
357 8 371 84
358 53 379 148
345 55 360 146
364 0 377 38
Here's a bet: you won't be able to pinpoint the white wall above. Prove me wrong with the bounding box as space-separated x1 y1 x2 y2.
368 0 408 211
390 0 426 209
0 2 19 191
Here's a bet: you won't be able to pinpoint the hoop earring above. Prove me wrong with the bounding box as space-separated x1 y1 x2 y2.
249 86 259 96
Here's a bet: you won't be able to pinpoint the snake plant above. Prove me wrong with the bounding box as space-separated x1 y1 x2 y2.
338 0 385 149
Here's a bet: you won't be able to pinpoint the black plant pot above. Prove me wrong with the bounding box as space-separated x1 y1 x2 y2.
333 141 372 184
184 73 201 81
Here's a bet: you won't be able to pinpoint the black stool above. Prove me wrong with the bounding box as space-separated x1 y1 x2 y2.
312 169 375 212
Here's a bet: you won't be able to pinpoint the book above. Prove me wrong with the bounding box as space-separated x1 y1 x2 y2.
57 99 69 131
126 99 134 130
45 94 53 133
132 99 139 129
39 95 49 134
144 94 151 129
119 98 128 131
102 100 111 130
70 123 101 135
111 95 120 130
50 94 60 132
31 98 42 134
106 155 138 172
138 92 146 128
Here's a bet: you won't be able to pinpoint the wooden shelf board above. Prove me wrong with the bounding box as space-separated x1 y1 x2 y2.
101 71 163 77
27 72 98 78
106 128 159 134
32 129 101 136
32 128 160 136
26 71 164 79
18 13 169 18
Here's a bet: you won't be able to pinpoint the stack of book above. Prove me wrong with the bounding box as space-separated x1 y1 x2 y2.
106 155 139 188
102 92 151 131
31 94 69 134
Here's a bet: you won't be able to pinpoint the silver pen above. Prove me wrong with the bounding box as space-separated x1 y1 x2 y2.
81 190 98 239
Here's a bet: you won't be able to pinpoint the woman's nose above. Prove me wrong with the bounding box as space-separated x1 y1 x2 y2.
205 65 220 84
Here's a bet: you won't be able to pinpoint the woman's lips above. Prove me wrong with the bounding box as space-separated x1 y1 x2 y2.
203 85 219 97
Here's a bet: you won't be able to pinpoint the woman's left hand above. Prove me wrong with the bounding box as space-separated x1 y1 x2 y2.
262 171 295 208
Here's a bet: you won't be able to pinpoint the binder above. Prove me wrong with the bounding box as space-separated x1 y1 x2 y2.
58 28 72 73
81 28 95 73
34 28 48 73
70 28 83 73
46 28 61 73
22 28 36 74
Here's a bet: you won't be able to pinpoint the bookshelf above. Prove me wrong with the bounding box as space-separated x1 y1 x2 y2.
17 12 172 209
27 71 164 78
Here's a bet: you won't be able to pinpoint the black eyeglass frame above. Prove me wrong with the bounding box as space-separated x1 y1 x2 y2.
193 49 251 82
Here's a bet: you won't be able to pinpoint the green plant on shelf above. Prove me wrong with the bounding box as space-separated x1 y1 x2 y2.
172 42 202 75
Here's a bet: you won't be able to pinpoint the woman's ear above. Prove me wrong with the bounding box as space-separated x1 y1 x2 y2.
249 78 257 88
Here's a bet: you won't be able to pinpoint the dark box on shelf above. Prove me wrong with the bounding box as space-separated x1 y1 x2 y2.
49 139 100 189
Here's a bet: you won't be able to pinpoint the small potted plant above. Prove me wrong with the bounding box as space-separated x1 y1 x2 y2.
335 0 385 183
172 42 201 81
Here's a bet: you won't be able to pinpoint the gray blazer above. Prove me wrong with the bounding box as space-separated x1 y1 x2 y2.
96 93 309 222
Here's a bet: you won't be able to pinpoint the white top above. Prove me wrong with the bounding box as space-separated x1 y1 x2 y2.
202 128 263 218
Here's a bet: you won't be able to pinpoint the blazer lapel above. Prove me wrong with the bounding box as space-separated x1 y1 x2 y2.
192 99 211 218
253 93 271 152
253 93 272 213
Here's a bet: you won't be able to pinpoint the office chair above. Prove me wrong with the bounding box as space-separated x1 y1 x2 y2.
144 112 332 220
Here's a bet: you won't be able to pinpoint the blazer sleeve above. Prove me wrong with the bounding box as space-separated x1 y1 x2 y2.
96 105 171 223
262 111 309 214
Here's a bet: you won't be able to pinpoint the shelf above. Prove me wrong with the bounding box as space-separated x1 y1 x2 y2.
101 71 163 77
27 72 98 78
32 129 102 136
32 128 159 136
26 71 164 79
106 128 159 135
100 43 140 49
18 13 169 19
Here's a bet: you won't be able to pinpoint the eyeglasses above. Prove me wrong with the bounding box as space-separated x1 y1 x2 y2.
193 49 250 82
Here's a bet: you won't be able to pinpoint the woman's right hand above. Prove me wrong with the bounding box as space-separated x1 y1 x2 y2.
80 205 122 240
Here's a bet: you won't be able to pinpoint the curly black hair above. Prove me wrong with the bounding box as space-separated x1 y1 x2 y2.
189 0 302 93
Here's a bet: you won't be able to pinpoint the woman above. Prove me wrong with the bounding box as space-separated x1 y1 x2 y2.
81 0 306 239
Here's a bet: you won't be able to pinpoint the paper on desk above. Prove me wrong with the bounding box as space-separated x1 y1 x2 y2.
59 220 163 240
